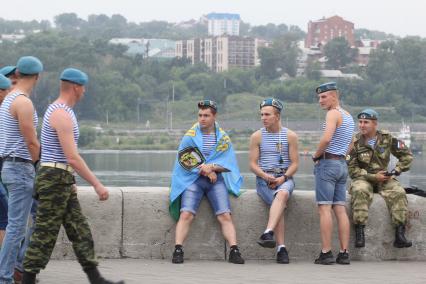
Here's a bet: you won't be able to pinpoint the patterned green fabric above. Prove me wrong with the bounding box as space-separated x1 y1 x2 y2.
24 167 98 273
349 179 408 225
348 130 413 226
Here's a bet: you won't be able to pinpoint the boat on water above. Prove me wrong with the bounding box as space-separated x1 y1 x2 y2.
398 123 411 149
397 123 422 154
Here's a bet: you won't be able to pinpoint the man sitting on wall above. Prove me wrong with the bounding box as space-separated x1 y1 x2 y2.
169 100 244 264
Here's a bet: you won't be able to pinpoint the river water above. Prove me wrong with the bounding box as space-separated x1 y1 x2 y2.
79 150 425 190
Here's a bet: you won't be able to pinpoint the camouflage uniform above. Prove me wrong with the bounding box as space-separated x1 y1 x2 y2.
348 130 413 226
23 167 98 273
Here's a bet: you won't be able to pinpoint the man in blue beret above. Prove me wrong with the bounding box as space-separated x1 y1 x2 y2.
0 56 42 284
0 74 11 101
249 98 299 264
348 109 413 248
22 68 124 284
312 82 355 265
0 74 11 247
0 66 18 87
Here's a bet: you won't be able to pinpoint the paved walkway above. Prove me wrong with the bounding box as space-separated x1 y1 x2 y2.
37 259 425 284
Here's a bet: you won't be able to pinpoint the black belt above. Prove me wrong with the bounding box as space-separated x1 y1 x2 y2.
3 156 32 164
319 152 345 160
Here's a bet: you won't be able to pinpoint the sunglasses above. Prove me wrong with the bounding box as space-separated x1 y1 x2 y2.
260 99 283 111
198 100 217 110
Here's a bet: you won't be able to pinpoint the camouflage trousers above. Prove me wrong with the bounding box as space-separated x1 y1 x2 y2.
349 178 408 226
23 167 98 273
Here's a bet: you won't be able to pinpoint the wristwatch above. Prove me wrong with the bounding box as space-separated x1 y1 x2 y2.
283 174 288 182
312 155 320 162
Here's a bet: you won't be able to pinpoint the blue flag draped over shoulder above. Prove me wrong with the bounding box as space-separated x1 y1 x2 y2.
169 122 243 221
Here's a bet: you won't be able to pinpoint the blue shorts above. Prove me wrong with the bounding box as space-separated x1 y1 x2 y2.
180 174 231 216
256 176 295 206
314 159 348 205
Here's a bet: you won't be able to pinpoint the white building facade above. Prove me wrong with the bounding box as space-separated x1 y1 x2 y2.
207 13 240 36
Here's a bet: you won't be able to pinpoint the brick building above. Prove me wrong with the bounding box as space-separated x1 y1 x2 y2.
305 15 355 48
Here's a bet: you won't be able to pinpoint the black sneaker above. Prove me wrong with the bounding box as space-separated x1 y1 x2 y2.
336 251 350 265
314 251 335 265
172 246 184 264
276 247 290 264
257 231 276 248
229 247 245 264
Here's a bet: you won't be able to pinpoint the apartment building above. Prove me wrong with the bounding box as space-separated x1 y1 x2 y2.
176 36 258 72
206 13 240 36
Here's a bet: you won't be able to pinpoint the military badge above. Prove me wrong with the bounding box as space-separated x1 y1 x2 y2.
216 135 230 152
178 147 205 171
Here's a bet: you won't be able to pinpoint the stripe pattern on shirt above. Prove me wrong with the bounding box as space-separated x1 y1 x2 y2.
323 108 355 156
41 103 79 163
0 92 38 160
259 127 290 171
202 132 216 158
367 138 376 148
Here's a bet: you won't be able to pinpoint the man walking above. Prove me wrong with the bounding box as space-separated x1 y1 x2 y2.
348 109 413 248
0 56 42 284
312 82 354 265
0 74 12 246
169 100 244 264
22 68 124 284
249 98 299 264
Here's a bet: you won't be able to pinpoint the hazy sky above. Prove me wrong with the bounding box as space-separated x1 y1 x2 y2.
3 0 425 37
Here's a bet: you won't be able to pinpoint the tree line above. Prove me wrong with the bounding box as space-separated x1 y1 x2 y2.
0 15 425 123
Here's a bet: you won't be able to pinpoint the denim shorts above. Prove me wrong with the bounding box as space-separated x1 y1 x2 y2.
180 174 231 216
256 176 295 206
314 159 348 205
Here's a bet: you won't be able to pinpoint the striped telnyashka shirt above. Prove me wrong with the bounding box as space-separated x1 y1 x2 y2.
367 138 376 148
259 127 290 171
202 132 216 158
41 104 79 163
0 92 38 160
323 108 355 156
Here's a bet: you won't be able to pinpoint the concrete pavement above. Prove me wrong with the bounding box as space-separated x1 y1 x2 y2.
38 259 426 284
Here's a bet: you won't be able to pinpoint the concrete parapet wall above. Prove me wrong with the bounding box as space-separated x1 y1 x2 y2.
52 187 426 261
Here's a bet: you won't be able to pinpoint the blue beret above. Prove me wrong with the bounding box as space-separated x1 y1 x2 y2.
260 98 283 112
0 66 16 77
60 68 89 86
316 82 338 94
16 56 43 75
357 108 379 120
0 74 11 90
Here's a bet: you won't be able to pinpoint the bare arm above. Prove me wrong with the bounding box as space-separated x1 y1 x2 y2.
313 109 340 158
12 96 40 162
285 130 299 177
50 109 108 201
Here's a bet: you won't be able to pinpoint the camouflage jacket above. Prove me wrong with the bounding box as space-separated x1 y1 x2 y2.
348 130 413 182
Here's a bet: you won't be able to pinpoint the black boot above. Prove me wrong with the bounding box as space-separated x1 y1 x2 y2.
22 272 36 284
394 225 412 248
355 224 365 248
84 267 125 284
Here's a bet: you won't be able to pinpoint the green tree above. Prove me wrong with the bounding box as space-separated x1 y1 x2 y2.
324 37 358 69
